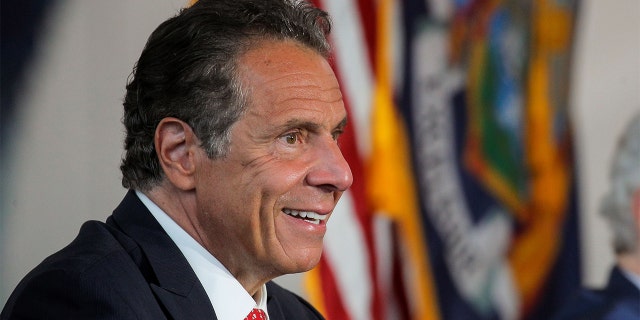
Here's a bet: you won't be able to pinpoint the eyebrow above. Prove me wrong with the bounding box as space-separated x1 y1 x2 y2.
337 117 348 130
279 116 348 133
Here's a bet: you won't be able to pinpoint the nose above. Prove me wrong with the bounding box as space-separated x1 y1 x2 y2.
306 137 353 192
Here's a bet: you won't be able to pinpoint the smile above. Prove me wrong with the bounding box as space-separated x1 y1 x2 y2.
282 208 327 225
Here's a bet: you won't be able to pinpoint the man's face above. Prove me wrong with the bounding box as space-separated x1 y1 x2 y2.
193 40 352 278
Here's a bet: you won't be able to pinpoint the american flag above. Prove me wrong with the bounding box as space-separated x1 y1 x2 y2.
304 0 581 319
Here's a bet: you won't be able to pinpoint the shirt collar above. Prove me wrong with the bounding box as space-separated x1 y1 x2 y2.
136 191 268 320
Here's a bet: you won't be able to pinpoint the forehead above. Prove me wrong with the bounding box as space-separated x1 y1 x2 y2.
235 40 344 119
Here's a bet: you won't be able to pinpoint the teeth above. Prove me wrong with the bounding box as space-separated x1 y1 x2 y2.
283 208 327 224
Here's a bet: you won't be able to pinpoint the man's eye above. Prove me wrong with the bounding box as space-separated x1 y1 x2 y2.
283 133 299 144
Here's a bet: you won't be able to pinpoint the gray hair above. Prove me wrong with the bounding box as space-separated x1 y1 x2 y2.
600 112 640 254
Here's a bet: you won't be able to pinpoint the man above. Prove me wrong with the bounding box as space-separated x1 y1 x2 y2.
553 113 640 319
1 0 352 319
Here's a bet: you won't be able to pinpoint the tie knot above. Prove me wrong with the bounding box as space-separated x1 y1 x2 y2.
245 308 267 320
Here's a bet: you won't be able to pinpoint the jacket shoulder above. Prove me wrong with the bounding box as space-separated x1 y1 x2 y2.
1 220 161 319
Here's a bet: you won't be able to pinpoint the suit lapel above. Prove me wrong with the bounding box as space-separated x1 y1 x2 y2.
265 282 325 320
266 289 286 320
150 284 218 320
109 190 217 320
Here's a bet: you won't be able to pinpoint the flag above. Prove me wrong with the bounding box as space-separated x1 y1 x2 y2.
306 0 582 319
306 0 440 319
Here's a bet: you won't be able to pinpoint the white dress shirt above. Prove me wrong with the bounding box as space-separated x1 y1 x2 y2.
136 191 269 320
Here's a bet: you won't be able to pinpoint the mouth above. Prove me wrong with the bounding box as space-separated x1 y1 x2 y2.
282 208 327 225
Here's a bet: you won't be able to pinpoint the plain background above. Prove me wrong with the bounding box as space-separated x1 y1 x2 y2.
2 0 639 305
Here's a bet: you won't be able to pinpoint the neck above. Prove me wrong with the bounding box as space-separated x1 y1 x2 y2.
143 185 203 247
144 186 272 300
228 264 272 300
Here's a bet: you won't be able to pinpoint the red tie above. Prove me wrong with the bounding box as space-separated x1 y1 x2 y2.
244 308 267 320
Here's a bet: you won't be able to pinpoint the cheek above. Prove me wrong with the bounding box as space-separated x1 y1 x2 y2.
251 160 310 196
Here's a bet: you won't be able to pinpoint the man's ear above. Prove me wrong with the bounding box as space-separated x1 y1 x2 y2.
155 117 199 191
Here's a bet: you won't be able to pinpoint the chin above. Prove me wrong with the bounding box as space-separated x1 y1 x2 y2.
280 249 323 274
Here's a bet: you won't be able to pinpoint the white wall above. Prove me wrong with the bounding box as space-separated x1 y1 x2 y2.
0 0 191 303
570 0 640 287
2 0 639 305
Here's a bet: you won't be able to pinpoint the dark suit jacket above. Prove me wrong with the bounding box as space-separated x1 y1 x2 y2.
1 190 324 319
552 266 640 320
